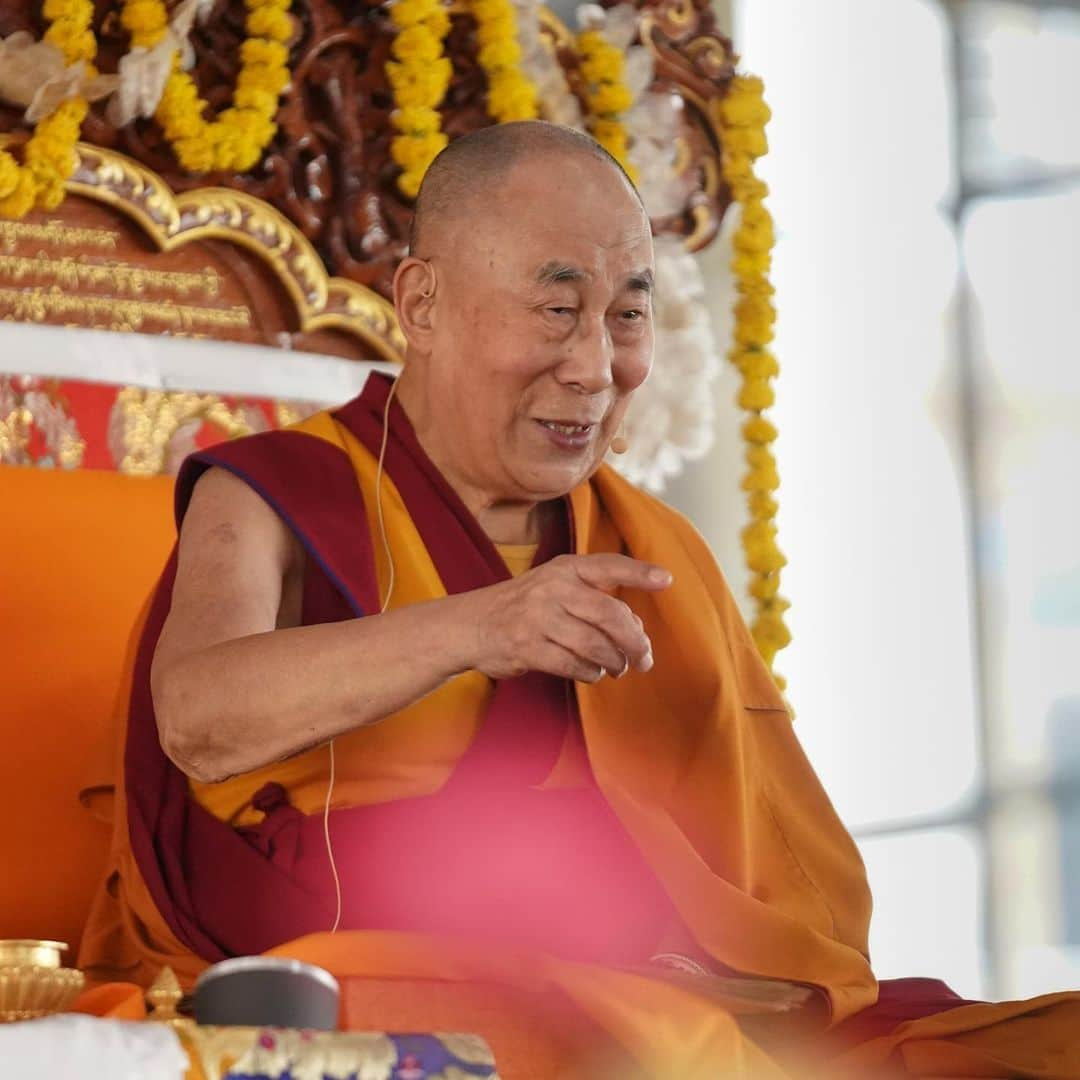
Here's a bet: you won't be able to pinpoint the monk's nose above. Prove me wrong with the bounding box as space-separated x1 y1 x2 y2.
560 318 614 394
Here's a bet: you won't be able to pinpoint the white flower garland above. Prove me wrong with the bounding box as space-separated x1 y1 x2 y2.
509 0 583 127
616 234 719 491
567 5 719 492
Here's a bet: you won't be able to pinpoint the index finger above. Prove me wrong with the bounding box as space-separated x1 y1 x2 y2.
570 553 673 593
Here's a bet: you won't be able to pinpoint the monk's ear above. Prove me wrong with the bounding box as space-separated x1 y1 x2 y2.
393 257 438 346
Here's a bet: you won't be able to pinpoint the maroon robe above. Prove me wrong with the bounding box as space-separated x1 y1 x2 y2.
124 374 676 966
122 373 979 1056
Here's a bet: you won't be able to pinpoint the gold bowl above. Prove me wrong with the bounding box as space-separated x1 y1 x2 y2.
0 941 85 1022
0 940 67 969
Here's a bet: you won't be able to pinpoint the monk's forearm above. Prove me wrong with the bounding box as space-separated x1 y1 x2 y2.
153 593 480 783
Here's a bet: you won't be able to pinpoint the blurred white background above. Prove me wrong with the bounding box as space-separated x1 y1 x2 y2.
675 0 1080 1000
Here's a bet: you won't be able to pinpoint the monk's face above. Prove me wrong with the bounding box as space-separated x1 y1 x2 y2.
414 154 653 504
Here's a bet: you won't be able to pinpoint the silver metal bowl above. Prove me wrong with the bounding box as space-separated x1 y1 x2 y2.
193 956 339 1030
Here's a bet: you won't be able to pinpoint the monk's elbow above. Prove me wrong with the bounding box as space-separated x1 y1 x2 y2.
159 717 226 785
153 671 229 784
164 736 228 785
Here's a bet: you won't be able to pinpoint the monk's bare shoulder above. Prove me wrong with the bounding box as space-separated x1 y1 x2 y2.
153 467 305 683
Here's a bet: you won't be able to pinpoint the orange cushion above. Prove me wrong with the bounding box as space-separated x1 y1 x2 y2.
339 977 617 1079
0 465 175 954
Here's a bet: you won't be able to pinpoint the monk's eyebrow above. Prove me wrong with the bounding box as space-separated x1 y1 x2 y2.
535 261 589 287
534 263 654 295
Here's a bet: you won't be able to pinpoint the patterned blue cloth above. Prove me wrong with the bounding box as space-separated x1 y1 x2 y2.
215 1029 497 1079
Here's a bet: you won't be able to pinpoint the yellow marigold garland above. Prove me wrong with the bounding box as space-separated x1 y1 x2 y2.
121 0 293 174
576 29 637 183
385 0 453 199
468 0 537 123
0 0 97 220
718 75 790 686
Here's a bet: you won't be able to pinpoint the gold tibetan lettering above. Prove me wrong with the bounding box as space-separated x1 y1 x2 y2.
0 286 250 335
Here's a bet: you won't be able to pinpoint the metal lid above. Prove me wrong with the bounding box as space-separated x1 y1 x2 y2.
194 956 340 996
0 940 69 969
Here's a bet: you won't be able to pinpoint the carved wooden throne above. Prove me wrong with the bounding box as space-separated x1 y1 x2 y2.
0 0 770 975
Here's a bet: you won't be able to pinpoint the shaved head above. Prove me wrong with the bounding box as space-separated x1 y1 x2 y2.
392 117 653 525
409 121 644 256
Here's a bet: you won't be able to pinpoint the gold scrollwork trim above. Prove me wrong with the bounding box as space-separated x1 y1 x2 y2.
684 154 722 251
661 0 696 31
115 388 261 476
634 8 733 253
537 5 575 52
0 385 86 469
0 137 404 365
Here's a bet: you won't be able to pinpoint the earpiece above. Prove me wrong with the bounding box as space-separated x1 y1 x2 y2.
325 377 399 933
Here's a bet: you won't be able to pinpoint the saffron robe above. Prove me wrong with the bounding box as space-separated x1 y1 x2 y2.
79 375 1080 1078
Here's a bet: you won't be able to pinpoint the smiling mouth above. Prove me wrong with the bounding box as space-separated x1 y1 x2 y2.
537 420 595 436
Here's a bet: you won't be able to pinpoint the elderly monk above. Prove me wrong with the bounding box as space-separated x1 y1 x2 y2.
81 123 1080 1077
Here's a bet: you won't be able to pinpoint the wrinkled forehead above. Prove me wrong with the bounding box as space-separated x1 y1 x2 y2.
453 190 653 290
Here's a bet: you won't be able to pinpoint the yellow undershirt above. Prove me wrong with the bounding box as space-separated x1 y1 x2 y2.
495 542 538 578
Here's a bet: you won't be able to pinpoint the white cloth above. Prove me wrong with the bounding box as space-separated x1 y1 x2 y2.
0 321 395 402
0 1014 187 1080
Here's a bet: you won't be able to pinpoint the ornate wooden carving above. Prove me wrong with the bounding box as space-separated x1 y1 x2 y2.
0 141 402 359
0 0 737 298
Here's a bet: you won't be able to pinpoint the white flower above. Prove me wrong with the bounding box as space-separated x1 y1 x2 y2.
107 0 213 126
610 236 720 491
512 0 583 128
0 32 117 123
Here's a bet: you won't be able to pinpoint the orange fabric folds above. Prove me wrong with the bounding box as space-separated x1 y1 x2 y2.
72 384 1080 1077
570 467 877 1022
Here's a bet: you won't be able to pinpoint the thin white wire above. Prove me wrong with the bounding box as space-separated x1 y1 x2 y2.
325 378 399 933
323 741 341 932
374 380 399 618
